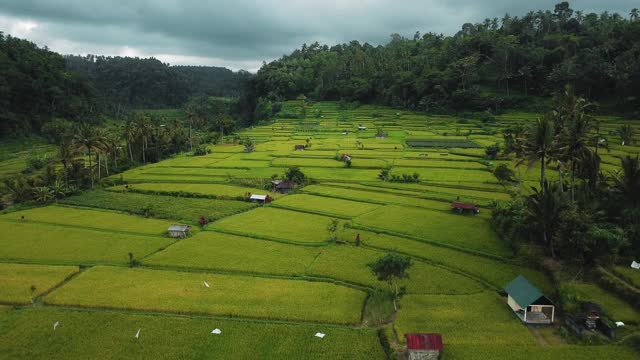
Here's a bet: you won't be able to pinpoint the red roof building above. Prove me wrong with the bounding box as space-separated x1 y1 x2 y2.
406 334 443 360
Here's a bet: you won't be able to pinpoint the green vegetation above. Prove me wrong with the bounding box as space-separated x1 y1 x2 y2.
395 292 536 346
45 266 367 324
110 183 279 199
0 222 173 264
566 283 640 323
0 263 78 304
406 139 480 148
61 190 255 223
1 206 174 236
272 194 380 218
354 205 509 257
145 231 320 276
209 208 332 244
0 308 385 359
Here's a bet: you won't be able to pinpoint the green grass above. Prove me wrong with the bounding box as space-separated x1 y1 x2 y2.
354 205 510 257
0 222 173 265
444 345 639 360
0 308 385 359
209 208 332 244
613 266 640 288
393 159 487 170
61 190 255 224
395 292 536 346
302 184 455 211
145 231 320 276
306 245 484 294
110 183 280 199
0 263 78 304
0 206 174 236
45 266 367 324
272 194 381 218
340 229 551 292
567 283 640 323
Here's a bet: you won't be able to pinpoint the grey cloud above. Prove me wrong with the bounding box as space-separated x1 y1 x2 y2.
0 1 637 71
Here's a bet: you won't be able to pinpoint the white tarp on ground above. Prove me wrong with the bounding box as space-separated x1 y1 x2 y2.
135 328 141 338
631 261 640 269
204 281 210 288
211 328 222 335
616 321 625 327
53 321 59 330
314 332 325 338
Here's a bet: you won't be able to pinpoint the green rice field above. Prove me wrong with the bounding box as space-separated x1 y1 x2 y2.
1 101 638 358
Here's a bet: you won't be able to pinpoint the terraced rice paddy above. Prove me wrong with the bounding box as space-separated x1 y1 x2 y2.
1 101 638 358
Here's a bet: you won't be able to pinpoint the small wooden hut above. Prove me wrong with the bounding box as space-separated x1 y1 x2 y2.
405 333 443 360
168 224 192 239
504 275 555 324
451 202 479 215
273 180 295 194
294 145 306 151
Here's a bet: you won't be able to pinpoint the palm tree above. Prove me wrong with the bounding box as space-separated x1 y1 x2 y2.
123 120 137 163
555 89 595 202
525 181 566 258
58 137 76 186
631 8 639 22
616 124 635 146
33 186 54 204
72 123 101 188
516 115 554 192
613 155 640 207
135 114 153 164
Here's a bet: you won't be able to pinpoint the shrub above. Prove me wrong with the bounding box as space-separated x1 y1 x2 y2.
192 145 210 156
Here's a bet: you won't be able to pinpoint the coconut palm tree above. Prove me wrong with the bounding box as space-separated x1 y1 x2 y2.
72 123 104 188
616 124 636 146
613 155 640 207
57 137 76 186
516 115 554 192
123 120 137 163
135 113 153 164
554 89 595 202
631 8 639 22
525 181 567 258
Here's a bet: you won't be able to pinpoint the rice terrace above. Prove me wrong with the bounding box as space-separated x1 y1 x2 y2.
1 1 640 359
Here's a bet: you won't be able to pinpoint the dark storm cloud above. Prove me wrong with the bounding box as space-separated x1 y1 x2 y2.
0 1 637 70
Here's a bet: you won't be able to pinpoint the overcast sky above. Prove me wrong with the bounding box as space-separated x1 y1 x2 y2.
0 1 636 72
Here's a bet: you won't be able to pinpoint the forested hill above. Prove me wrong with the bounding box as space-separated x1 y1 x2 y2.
0 33 97 137
65 55 249 113
251 2 640 114
0 32 249 137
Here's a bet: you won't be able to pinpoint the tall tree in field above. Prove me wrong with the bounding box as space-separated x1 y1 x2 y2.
368 253 413 311
123 120 137 163
72 123 101 188
58 137 77 186
555 87 595 202
525 182 566 258
135 113 153 164
517 115 554 192
613 156 640 207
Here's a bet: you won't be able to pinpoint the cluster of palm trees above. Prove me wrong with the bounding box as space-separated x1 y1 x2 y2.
497 87 640 261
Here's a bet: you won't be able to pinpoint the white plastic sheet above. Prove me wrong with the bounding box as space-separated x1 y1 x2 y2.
211 328 222 335
616 321 625 327
314 332 325 338
204 281 210 288
135 328 141 339
631 261 640 270
53 321 59 330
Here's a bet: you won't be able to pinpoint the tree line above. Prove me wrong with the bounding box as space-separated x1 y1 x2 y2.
492 87 640 266
248 2 640 116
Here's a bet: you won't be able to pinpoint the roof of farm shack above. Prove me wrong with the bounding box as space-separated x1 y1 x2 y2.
275 181 294 189
250 194 268 200
504 275 553 308
451 202 477 210
406 333 443 351
168 224 190 231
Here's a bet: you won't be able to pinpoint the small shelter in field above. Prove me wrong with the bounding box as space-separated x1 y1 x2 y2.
168 224 191 239
504 275 555 324
249 194 268 203
273 180 295 194
294 144 306 151
358 125 367 131
405 333 443 360
451 201 479 215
